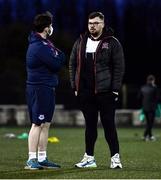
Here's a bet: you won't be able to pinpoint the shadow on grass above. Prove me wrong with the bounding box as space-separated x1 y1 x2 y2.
1 165 161 179
0 167 106 179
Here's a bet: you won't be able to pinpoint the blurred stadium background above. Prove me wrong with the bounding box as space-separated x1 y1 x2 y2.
0 0 161 126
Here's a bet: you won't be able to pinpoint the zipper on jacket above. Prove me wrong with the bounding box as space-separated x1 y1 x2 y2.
94 37 110 94
76 36 83 92
94 40 103 94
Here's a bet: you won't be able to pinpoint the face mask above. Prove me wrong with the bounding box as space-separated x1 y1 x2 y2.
48 26 53 36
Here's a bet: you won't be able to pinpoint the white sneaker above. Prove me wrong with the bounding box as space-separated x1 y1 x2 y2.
110 153 122 169
75 153 97 168
149 136 156 141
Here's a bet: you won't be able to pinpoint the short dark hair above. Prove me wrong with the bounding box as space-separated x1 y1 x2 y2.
88 12 104 20
33 11 53 33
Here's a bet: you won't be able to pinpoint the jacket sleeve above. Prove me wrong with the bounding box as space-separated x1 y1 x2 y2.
111 38 125 92
37 45 65 72
69 39 79 90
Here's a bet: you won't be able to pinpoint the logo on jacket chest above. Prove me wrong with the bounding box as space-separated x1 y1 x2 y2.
101 42 109 50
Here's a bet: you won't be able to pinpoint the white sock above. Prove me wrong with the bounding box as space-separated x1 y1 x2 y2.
38 151 47 162
28 152 36 161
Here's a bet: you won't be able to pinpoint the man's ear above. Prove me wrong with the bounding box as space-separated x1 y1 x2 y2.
44 26 49 33
102 22 105 28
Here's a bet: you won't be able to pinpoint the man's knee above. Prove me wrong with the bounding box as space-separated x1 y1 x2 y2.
41 122 50 129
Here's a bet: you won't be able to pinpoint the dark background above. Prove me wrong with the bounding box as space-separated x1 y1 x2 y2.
0 0 161 109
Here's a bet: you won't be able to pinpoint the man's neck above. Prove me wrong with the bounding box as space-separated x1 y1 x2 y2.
38 32 47 39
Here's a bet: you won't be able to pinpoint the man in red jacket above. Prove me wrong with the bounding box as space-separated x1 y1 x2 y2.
69 12 125 169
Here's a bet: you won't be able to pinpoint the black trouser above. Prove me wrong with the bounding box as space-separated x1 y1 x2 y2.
78 92 119 157
143 110 155 137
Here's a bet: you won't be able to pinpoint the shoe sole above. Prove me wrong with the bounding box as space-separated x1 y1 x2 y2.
110 165 122 169
75 164 97 168
24 166 43 170
41 166 61 169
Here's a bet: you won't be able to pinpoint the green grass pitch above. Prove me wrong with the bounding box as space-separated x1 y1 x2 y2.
0 127 161 179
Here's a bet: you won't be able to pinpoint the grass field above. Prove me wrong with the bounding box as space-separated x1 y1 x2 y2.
0 127 161 179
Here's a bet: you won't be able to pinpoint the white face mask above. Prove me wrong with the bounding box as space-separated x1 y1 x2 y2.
48 26 53 36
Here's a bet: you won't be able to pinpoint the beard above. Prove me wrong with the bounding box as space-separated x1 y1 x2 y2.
89 28 102 38
90 31 99 37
